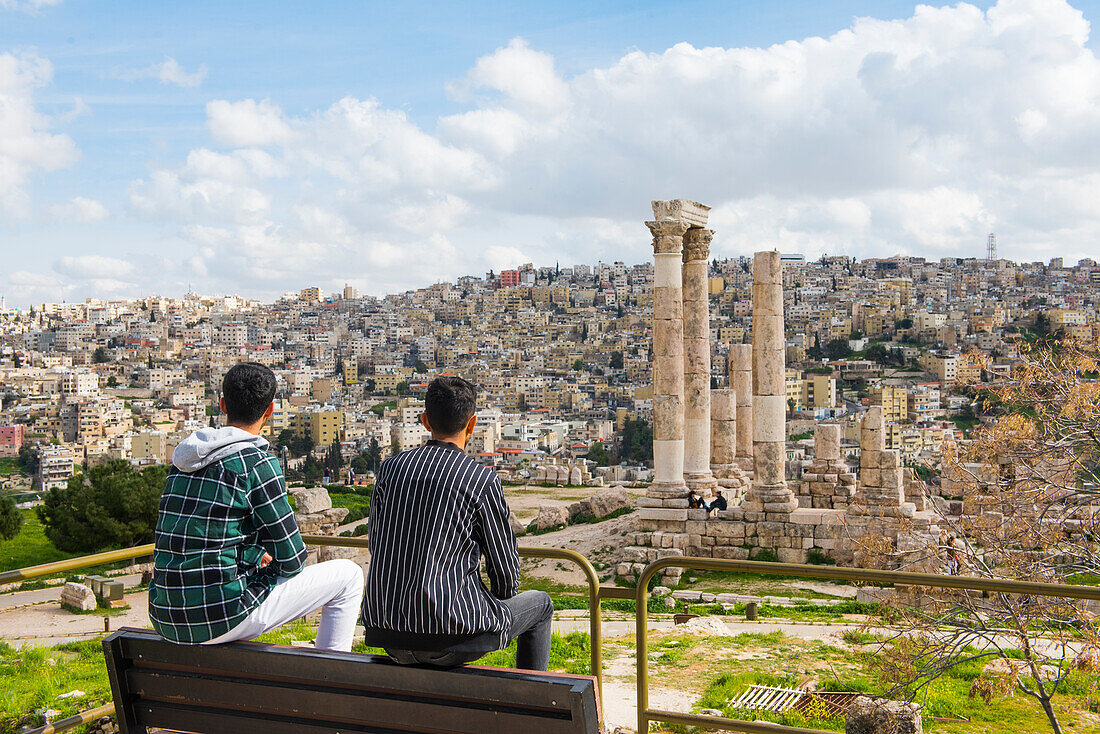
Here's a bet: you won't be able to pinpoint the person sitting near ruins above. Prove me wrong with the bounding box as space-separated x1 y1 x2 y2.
688 490 704 509
148 362 364 651
362 376 554 671
705 490 728 516
946 535 961 575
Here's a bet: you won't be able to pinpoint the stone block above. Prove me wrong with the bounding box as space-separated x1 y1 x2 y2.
536 505 569 530
587 488 632 517
636 508 689 522
60 582 96 612
845 696 922 734
790 508 825 525
101 580 124 602
776 548 806 564
292 487 332 514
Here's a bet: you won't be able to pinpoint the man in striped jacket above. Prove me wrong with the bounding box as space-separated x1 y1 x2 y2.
362 376 554 670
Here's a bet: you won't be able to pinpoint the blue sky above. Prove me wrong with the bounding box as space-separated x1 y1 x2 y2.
3 0 1100 306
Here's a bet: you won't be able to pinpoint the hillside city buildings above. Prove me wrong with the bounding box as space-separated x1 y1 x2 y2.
1 251 1099 494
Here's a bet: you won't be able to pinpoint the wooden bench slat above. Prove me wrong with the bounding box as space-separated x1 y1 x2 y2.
105 629 600 734
119 632 585 712
137 700 427 734
127 669 583 734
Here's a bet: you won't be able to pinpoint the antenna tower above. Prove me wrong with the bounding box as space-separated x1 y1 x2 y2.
986 233 997 260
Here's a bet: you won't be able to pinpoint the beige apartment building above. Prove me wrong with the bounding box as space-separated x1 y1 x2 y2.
871 385 908 423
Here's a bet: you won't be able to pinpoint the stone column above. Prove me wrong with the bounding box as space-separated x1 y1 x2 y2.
729 343 753 471
681 228 717 492
710 388 736 469
647 218 690 498
850 406 914 518
816 423 841 462
745 251 798 515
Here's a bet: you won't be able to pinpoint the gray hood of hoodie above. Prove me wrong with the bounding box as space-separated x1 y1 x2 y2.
172 426 270 472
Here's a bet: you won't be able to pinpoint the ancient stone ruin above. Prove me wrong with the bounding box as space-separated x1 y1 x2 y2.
617 200 944 584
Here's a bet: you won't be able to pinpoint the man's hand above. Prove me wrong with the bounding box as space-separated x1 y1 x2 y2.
260 552 273 568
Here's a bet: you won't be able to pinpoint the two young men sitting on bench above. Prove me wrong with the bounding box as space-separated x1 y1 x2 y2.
149 365 552 671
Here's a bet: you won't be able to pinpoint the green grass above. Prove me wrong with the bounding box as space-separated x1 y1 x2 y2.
0 458 19 477
0 509 73 574
328 492 372 524
0 639 114 731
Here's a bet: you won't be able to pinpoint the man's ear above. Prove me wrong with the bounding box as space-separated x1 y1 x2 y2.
219 396 227 415
264 402 275 420
465 414 478 436
420 412 432 432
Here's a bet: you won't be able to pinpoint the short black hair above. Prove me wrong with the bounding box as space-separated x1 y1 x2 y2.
222 362 277 425
425 376 477 435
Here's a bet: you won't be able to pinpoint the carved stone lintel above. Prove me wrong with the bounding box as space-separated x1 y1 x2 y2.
651 199 711 227
682 228 714 263
646 219 690 254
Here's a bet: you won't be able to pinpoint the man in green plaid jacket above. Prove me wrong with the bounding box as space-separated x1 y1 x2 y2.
148 362 364 650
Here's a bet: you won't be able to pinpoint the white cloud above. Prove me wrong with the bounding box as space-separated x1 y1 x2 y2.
115 0 1100 301
45 196 108 223
117 57 207 88
54 255 137 279
0 0 61 11
6 269 74 305
0 53 79 217
206 99 292 147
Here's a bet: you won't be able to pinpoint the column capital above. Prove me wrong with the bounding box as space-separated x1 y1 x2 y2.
646 219 689 254
682 228 714 263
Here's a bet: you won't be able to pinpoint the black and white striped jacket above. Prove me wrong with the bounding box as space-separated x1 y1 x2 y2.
361 439 519 652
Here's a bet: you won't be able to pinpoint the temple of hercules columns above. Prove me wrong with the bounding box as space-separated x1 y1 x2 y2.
616 199 943 586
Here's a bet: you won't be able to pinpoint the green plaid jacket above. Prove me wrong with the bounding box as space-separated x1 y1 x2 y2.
148 445 306 644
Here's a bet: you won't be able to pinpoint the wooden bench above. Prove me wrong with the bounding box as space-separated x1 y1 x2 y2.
103 628 601 734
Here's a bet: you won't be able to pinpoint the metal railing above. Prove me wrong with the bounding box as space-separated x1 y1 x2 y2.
19 537 1100 734
304 534 611 699
10 534 621 734
633 556 1100 734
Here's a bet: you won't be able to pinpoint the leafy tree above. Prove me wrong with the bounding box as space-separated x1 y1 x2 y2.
864 340 1100 734
325 437 343 472
895 317 914 330
365 438 384 471
297 455 323 483
93 346 110 364
17 442 39 475
274 429 296 452
618 419 653 463
350 453 371 475
610 351 624 370
1034 312 1051 336
414 358 428 373
334 358 344 379
571 359 583 372
824 339 852 360
587 441 611 466
106 376 119 388
395 381 409 396
37 460 166 553
291 433 315 458
0 495 22 541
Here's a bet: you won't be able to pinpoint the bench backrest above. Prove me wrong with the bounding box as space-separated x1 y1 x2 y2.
103 628 600 734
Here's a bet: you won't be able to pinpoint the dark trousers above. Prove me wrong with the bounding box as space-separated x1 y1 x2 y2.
386 590 555 671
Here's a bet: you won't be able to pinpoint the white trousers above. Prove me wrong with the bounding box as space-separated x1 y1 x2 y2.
203 559 365 652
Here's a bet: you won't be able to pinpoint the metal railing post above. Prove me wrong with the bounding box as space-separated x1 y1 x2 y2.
516 546 604 707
